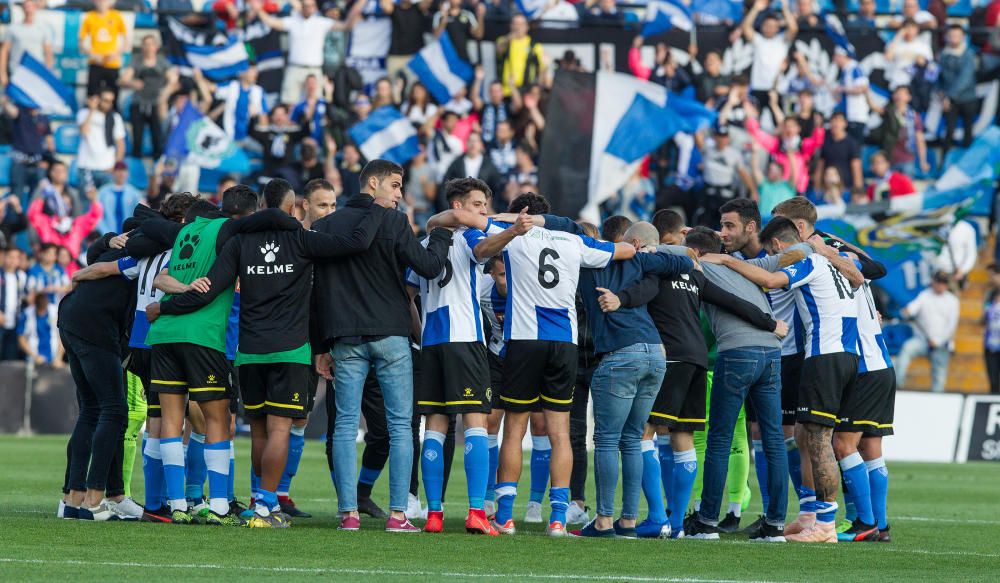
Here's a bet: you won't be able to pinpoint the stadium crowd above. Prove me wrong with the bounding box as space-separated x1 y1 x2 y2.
0 0 996 542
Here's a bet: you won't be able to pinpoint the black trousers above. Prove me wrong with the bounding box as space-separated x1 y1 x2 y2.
943 99 978 153
0 328 19 360
130 103 164 159
569 365 594 502
986 350 1000 395
62 330 126 494
87 65 119 101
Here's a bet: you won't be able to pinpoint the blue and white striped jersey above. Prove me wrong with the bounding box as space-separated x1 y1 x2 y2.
478 274 506 358
119 250 171 350
781 254 859 358
734 248 805 357
855 280 892 373
407 228 489 347
488 221 614 343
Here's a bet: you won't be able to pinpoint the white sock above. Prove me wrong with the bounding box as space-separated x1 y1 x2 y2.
727 502 742 517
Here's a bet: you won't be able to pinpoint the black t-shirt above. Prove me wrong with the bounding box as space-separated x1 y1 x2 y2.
57 247 135 355
442 12 476 62
390 4 428 56
820 135 861 187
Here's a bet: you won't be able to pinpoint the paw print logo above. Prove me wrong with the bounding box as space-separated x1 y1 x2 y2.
179 233 200 260
260 242 280 263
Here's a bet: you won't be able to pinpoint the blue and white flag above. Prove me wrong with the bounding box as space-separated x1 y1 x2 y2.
407 34 474 105
823 12 855 56
691 0 742 23
349 106 420 165
642 0 693 36
585 71 716 221
161 17 249 83
515 0 549 19
6 53 76 117
923 125 1000 216
182 39 250 82
165 102 250 173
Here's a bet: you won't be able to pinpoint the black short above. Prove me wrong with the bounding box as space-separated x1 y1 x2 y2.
835 367 896 436
501 340 577 413
796 353 859 427
239 362 311 419
417 342 492 415
648 361 707 431
488 351 504 409
307 368 320 414
229 361 240 413
149 343 234 402
126 348 159 417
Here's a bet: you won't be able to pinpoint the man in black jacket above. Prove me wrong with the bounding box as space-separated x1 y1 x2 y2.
312 159 452 533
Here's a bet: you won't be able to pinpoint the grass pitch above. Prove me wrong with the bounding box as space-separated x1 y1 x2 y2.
2 435 999 582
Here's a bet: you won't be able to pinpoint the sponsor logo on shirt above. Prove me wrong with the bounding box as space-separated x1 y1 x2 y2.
246 242 295 275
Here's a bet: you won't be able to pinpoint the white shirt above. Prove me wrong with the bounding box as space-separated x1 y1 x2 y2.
905 288 960 349
781 254 860 358
935 220 977 276
407 228 489 346
487 221 614 343
479 274 506 357
119 251 170 349
429 131 464 181
282 13 337 67
751 34 790 91
215 81 268 140
3 20 54 73
889 37 934 89
840 60 870 124
402 102 438 126
76 109 125 171
463 155 484 179
1 269 24 331
855 281 892 373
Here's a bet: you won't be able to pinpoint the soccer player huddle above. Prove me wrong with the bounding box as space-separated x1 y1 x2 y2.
56 159 894 543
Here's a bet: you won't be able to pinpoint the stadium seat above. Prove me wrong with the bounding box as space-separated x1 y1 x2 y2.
198 168 229 194
68 158 79 188
126 157 149 191
0 155 11 187
54 125 81 155
134 11 157 28
0 144 10 154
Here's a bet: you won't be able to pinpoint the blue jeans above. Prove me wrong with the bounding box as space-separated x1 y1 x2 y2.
700 347 787 525
77 168 112 193
590 343 666 519
332 336 413 513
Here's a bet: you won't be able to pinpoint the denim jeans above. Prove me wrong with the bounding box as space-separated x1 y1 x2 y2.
590 343 666 519
77 168 112 193
895 334 950 393
62 330 127 493
332 336 414 513
699 347 787 525
10 162 44 204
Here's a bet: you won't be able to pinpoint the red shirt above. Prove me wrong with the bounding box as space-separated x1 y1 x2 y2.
867 172 916 201
986 0 1000 54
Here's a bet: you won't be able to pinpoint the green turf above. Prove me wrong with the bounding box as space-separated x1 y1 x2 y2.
2 435 999 582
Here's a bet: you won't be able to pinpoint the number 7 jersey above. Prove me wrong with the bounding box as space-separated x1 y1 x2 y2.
488 220 614 344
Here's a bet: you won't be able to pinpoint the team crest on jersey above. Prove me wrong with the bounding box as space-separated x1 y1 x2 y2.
261 242 280 263
292 392 300 402
684 461 697 473
207 374 217 384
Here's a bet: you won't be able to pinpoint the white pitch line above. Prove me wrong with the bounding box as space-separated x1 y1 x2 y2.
0 558 783 583
895 516 1000 526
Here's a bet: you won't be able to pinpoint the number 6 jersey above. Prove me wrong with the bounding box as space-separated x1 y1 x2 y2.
488 220 614 344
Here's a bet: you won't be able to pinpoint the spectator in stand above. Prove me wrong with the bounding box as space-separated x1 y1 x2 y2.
0 195 27 251
770 87 819 138
0 0 53 86
426 110 465 181
744 100 824 194
199 65 269 143
252 0 363 105
372 77 399 109
752 150 797 218
847 0 876 29
337 143 363 200
403 82 439 129
715 76 754 151
794 0 820 27
405 146 437 227
96 161 143 235
871 85 929 176
433 0 485 64
27 187 102 262
79 0 127 100
2 95 52 205
56 246 79 280
935 218 978 290
938 25 979 154
584 0 624 23
249 104 308 184
693 49 730 109
385 0 432 82
742 0 797 119
291 74 332 145
895 272 960 393
866 150 916 201
472 65 520 144
214 0 279 30
0 246 26 361
513 84 546 152
489 119 517 181
442 133 504 207
539 0 579 25
120 35 170 160
34 161 78 219
290 137 331 192
884 19 933 90
25 243 69 304
503 143 538 206
815 165 847 217
692 125 753 227
983 264 1000 394
18 291 62 367
76 89 125 192
321 2 350 79
891 0 938 30
832 47 870 143
629 36 692 93
496 14 546 97
779 53 822 114
983 0 1000 72
815 111 863 190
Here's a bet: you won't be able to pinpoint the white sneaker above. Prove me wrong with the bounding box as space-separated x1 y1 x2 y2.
524 501 543 523
565 503 590 526
109 497 143 520
82 500 117 521
57 500 66 518
404 493 423 520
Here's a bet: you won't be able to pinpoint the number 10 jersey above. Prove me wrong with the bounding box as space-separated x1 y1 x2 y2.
488 220 614 344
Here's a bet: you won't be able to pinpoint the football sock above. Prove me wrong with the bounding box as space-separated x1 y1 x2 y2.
464 427 489 510
255 489 278 517
840 453 873 525
657 434 674 504
641 440 668 523
866 457 889 530
786 437 803 495
495 482 517 524
185 432 206 501
549 486 569 525
278 425 305 497
752 439 770 511
357 465 382 499
227 440 236 501
814 500 838 523
122 410 145 498
798 486 817 514
529 436 551 504
160 436 186 512
486 434 499 502
669 449 697 531
421 430 446 513
204 440 231 515
142 434 164 511
250 468 261 502
842 469 857 522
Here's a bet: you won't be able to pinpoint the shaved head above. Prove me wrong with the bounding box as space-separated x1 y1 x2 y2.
623 221 660 248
